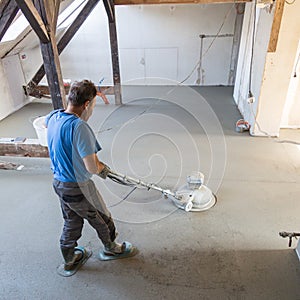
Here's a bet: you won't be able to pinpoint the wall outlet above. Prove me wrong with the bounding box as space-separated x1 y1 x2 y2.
247 96 255 104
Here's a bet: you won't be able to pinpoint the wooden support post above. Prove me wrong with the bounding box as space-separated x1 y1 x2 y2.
27 0 100 90
268 0 285 52
33 0 66 109
109 21 122 105
104 0 122 105
0 0 19 42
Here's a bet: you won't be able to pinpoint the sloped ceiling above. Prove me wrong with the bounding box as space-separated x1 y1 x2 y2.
0 0 75 58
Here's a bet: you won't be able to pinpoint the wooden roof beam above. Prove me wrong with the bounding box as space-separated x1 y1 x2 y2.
15 0 49 43
27 0 100 89
114 0 250 4
0 0 19 42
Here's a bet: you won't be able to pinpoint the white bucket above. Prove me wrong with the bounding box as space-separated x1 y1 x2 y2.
33 116 48 147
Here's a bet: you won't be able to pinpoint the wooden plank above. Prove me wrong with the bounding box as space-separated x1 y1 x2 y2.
51 0 60 34
26 84 115 98
0 141 49 157
28 0 100 88
114 0 250 4
34 0 66 109
268 0 285 52
0 0 19 42
15 0 49 43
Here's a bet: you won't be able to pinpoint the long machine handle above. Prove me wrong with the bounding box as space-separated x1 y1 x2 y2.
108 169 181 200
279 231 300 247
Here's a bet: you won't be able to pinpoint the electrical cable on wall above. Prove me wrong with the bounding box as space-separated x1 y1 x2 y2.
248 0 257 100
245 0 300 145
248 100 300 145
285 0 296 4
293 52 300 77
97 4 239 135
180 3 236 85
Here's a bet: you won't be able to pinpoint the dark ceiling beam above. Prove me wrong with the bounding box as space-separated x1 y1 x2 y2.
27 0 100 89
104 0 122 105
103 0 114 22
15 0 49 43
33 0 66 109
0 0 19 42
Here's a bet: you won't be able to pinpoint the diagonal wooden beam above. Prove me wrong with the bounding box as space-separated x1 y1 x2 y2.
103 0 114 22
27 0 100 88
0 0 19 42
15 0 49 43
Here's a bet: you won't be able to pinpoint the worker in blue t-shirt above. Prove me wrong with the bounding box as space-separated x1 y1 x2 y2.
45 80 127 273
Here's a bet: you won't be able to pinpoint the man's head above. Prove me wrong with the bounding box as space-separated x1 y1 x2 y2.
68 80 97 106
68 80 97 121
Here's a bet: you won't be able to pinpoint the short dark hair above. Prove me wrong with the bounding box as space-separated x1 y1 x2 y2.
68 80 97 106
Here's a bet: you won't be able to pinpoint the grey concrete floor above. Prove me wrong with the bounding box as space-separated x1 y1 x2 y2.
0 86 300 300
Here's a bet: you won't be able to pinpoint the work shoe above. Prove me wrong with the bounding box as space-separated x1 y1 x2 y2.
104 241 126 256
61 247 84 271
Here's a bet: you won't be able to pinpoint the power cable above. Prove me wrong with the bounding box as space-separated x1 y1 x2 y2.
180 3 236 85
293 52 300 77
285 0 296 4
248 0 257 99
248 101 300 145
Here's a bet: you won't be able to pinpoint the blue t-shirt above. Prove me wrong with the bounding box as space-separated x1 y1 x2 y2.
45 110 101 182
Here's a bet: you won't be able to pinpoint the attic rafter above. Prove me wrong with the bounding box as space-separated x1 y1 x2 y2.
0 0 19 42
15 0 49 43
27 0 100 90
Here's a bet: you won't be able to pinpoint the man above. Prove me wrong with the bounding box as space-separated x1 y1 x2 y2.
45 80 126 272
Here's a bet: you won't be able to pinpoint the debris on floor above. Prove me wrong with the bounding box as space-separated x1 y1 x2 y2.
0 160 24 171
235 119 250 132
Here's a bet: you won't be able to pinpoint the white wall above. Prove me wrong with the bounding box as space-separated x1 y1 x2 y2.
0 55 28 121
116 4 237 85
19 2 238 86
235 0 300 135
254 0 300 135
281 40 300 128
233 2 274 135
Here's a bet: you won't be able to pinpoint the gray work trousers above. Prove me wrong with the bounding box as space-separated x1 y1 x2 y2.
53 179 116 249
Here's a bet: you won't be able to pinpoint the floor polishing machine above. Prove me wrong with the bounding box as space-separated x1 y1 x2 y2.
107 170 217 212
